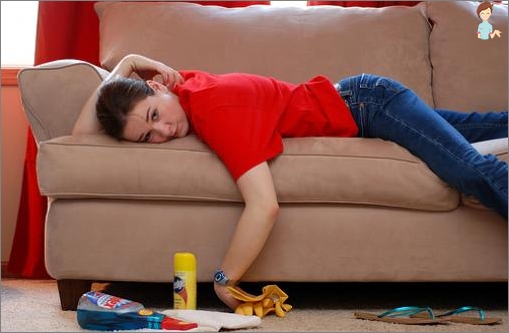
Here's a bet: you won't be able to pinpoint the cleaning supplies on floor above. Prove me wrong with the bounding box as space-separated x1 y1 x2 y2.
227 284 293 318
161 309 262 331
76 291 198 331
173 252 197 309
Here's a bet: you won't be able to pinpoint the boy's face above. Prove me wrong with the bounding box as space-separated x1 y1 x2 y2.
123 82 189 143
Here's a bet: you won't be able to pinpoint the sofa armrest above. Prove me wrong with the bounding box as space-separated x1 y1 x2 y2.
18 60 110 143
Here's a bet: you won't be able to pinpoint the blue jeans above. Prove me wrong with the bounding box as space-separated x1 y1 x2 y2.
336 74 508 219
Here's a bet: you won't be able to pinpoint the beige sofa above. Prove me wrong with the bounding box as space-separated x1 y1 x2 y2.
18 1 508 311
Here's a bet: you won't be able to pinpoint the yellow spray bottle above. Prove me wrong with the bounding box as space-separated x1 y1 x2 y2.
173 252 197 309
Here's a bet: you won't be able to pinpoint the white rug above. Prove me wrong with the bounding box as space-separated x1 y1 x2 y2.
1 279 507 332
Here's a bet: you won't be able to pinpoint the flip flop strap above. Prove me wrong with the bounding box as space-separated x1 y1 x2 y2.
437 306 485 321
377 306 435 319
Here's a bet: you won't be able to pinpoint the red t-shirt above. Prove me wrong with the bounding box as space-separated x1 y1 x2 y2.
173 70 358 181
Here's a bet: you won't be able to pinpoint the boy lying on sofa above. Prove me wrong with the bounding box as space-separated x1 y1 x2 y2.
72 53 508 310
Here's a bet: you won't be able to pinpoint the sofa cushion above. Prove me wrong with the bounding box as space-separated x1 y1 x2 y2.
18 60 109 142
95 1 434 106
38 134 460 211
427 1 508 111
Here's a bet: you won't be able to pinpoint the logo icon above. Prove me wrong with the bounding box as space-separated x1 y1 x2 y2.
173 276 188 305
476 1 502 40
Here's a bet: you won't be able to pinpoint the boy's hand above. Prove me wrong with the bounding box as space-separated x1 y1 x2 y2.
121 54 184 89
159 67 184 89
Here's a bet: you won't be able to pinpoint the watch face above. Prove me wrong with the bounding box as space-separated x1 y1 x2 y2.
215 270 227 283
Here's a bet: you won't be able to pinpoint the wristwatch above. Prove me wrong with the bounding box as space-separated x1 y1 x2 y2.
214 269 231 286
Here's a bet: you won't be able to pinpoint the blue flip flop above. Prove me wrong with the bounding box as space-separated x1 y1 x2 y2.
411 306 502 325
354 306 447 325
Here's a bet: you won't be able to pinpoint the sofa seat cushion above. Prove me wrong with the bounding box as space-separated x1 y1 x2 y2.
38 134 460 211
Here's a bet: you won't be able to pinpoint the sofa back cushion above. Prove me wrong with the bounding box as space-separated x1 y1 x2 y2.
427 1 508 111
95 1 433 106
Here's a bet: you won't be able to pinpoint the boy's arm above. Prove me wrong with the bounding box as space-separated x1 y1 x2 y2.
72 55 136 136
214 162 280 310
72 82 106 135
72 54 183 136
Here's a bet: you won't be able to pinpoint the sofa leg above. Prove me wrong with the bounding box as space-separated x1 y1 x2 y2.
57 279 93 311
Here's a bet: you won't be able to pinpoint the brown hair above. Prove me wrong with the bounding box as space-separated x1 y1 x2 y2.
96 77 154 140
477 1 493 19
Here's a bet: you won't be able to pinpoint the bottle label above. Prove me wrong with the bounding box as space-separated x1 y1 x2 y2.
173 272 196 309
85 291 134 310
173 276 186 295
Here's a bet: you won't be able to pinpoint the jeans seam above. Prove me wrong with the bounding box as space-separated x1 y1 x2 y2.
453 123 508 130
359 103 366 137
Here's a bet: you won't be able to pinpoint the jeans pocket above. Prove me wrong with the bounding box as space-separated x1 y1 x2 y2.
359 74 406 95
374 76 407 94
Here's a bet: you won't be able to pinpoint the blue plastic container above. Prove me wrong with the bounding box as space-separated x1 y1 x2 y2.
76 291 197 331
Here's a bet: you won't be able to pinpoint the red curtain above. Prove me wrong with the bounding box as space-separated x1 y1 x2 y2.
307 1 420 7
8 1 100 279
8 1 268 279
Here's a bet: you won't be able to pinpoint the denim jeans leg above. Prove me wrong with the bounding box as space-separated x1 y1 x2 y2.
434 109 508 143
338 74 508 218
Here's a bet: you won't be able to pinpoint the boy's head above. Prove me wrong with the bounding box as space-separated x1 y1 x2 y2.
96 77 152 140
96 77 189 143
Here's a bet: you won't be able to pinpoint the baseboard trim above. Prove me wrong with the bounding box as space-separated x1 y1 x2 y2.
1 261 21 279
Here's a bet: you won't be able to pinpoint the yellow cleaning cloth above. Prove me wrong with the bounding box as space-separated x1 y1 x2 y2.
227 284 293 318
